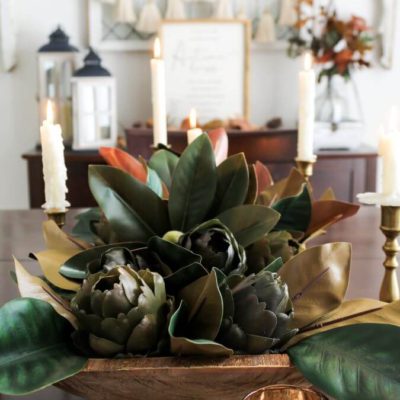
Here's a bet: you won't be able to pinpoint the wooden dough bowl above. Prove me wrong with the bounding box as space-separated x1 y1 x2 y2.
57 354 326 400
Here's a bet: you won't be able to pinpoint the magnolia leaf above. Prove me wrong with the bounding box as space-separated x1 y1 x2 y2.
288 324 400 400
0 298 87 395
146 166 164 197
320 187 336 201
208 127 229 165
169 134 217 231
99 146 147 183
285 298 390 348
273 185 312 233
255 161 274 194
265 257 284 273
260 168 306 206
178 270 224 340
214 153 249 214
148 149 179 190
304 200 360 239
89 165 170 241
218 205 280 248
14 257 78 329
279 243 351 329
71 208 102 243
245 164 258 204
43 220 89 251
60 242 144 280
147 236 201 271
165 263 209 295
34 249 81 291
169 301 233 357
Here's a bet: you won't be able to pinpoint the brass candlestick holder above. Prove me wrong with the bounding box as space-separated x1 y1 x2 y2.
45 209 68 230
295 157 317 181
380 206 400 302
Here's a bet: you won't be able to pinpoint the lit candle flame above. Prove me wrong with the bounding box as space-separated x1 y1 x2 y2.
153 37 161 59
303 52 313 71
46 100 54 125
189 108 197 129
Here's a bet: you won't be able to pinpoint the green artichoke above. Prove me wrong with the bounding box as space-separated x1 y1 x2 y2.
71 266 169 357
218 270 297 354
246 231 300 274
178 220 247 275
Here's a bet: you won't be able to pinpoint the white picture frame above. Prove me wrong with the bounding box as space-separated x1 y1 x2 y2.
160 19 251 126
88 0 153 52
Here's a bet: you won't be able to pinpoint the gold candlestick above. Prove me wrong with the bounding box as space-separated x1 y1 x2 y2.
380 206 400 302
295 157 317 181
45 209 67 230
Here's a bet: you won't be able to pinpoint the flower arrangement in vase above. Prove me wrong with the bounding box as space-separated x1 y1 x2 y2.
289 4 374 149
2 130 400 400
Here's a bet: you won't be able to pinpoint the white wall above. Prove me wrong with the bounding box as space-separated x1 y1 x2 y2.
0 0 398 209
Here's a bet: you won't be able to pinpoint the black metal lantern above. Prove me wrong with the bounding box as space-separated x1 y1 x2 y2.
38 27 78 144
71 48 117 150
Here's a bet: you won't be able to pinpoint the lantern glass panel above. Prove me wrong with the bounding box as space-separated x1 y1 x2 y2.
77 83 113 143
44 60 56 98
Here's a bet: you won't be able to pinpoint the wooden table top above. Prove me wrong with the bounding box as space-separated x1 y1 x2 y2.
0 206 394 305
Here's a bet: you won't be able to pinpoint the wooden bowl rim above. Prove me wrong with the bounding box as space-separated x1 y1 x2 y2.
83 354 293 373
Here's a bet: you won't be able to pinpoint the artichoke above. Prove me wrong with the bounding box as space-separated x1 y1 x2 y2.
218 270 297 354
178 220 247 275
71 266 169 357
246 231 300 274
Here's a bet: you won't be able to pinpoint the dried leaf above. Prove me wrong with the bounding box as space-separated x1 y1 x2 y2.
255 161 274 195
279 243 351 329
35 249 81 292
43 220 89 251
208 128 228 166
305 200 360 239
14 257 78 328
99 147 147 183
320 188 336 201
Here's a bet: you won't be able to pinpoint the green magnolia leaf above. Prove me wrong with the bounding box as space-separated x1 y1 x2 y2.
169 301 233 357
72 208 101 243
60 242 144 280
146 166 163 198
179 269 224 340
0 298 87 395
245 164 258 204
164 262 209 295
168 134 217 231
288 324 400 400
147 236 201 271
217 205 280 248
272 184 312 233
214 153 249 214
89 165 170 242
148 149 179 190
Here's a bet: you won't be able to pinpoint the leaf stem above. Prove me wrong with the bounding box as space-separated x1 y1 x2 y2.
291 267 330 303
299 307 384 334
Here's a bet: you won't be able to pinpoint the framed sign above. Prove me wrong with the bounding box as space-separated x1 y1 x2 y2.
161 20 251 126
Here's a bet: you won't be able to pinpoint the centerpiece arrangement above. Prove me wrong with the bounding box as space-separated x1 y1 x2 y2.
2 130 400 400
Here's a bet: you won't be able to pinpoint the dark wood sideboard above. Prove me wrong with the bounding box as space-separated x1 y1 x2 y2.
23 129 377 208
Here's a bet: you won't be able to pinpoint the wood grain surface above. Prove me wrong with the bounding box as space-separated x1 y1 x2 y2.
56 355 311 400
